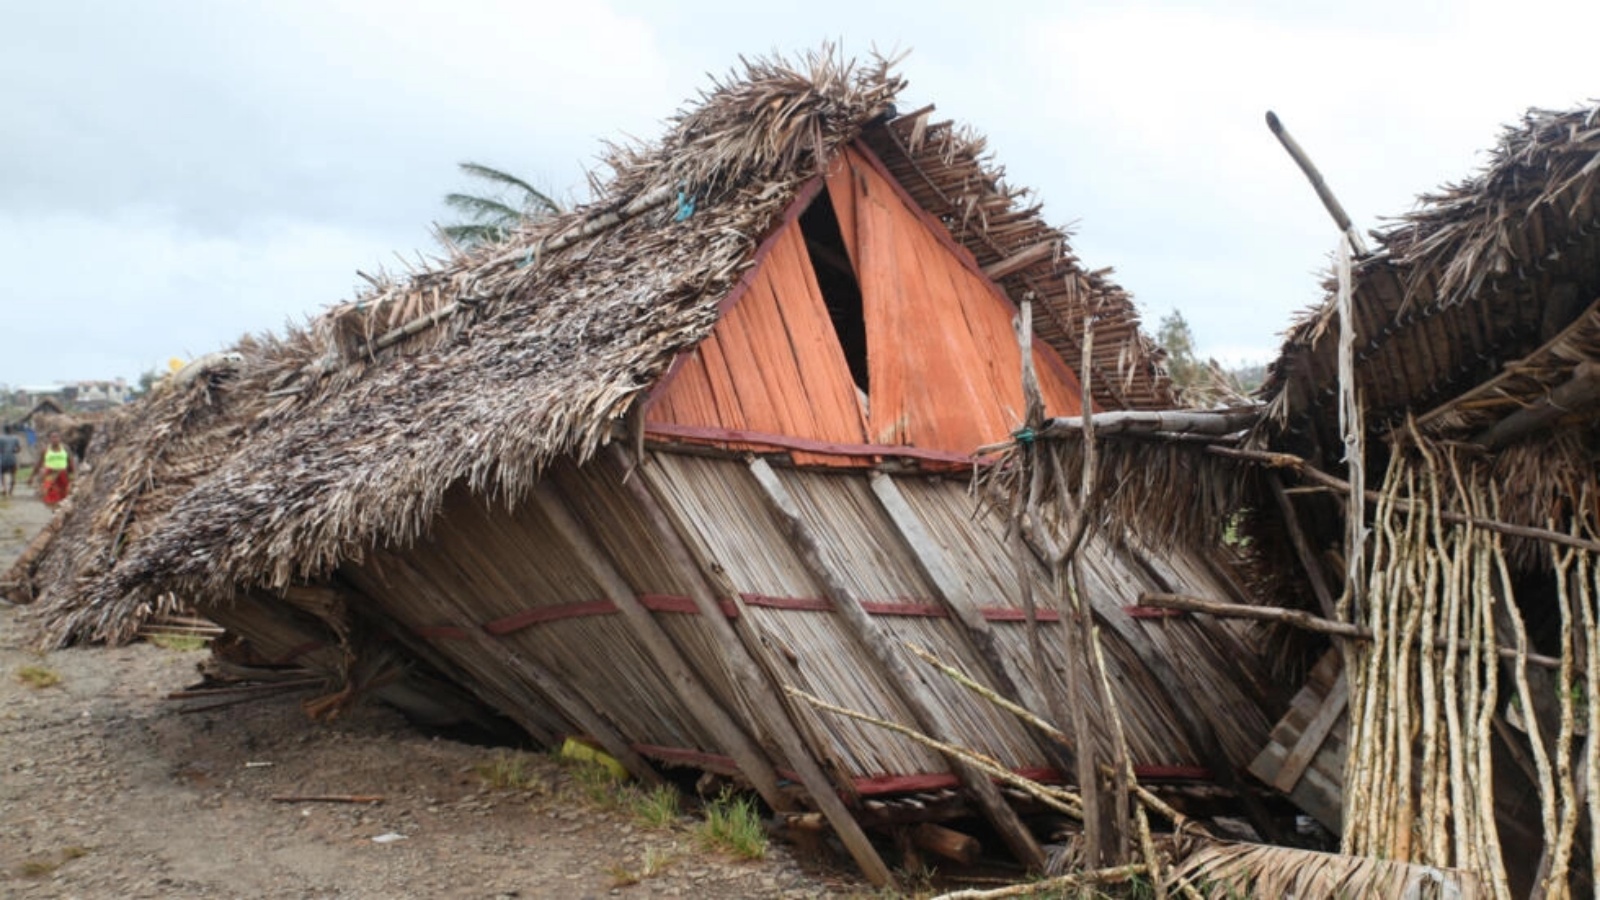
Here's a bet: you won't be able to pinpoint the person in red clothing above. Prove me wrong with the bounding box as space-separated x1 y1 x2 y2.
30 431 74 508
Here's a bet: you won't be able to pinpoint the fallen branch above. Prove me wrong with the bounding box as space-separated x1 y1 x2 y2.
904 643 1209 837
167 678 326 700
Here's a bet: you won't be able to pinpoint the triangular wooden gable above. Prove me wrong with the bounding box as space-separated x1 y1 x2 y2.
647 142 1085 463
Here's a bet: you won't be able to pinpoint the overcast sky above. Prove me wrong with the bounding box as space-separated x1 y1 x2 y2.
4 0 1598 387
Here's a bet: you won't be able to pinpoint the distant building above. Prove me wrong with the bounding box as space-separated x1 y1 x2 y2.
11 379 131 411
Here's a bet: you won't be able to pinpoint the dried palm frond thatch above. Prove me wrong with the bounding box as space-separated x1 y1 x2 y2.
10 47 1174 646
1172 841 1481 899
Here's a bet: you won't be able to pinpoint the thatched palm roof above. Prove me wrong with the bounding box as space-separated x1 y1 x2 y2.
9 50 1172 645
1261 102 1600 458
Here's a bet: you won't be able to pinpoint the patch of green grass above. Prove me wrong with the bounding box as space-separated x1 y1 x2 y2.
15 665 61 689
566 757 624 806
145 633 208 652
628 783 683 828
694 789 767 861
474 751 544 791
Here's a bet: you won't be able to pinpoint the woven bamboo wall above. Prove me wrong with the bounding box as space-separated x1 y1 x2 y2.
292 448 1277 791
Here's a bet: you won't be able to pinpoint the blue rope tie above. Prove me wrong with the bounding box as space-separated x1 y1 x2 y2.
672 189 696 222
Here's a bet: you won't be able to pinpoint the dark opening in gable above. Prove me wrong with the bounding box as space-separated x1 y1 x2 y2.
799 187 869 393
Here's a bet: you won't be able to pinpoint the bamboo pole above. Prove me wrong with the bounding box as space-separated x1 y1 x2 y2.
1058 315 1115 865
606 447 899 890
749 457 1049 871
1336 236 1366 628
528 482 793 814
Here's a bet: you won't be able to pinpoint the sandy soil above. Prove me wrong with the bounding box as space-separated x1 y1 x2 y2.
0 495 861 898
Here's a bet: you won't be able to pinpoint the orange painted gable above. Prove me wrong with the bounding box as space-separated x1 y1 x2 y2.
647 142 1085 463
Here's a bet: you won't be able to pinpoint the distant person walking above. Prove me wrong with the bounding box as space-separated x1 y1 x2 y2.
0 427 19 497
30 431 74 508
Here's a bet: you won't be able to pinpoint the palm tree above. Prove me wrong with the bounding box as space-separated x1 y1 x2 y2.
441 162 563 247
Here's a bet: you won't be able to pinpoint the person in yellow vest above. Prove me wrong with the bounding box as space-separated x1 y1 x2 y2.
30 431 74 508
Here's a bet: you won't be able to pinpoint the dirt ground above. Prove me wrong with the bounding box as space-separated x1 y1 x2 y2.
0 494 864 899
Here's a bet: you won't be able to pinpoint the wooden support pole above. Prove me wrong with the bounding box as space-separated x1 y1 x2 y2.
529 482 791 814
748 456 1049 872
1037 408 1260 439
1265 111 1369 256
912 822 982 866
614 448 898 889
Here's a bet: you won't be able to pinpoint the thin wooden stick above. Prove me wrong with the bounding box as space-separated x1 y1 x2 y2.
1138 591 1563 670
1057 316 1110 866
784 685 1084 819
1268 472 1339 620
903 643 1208 836
931 863 1148 899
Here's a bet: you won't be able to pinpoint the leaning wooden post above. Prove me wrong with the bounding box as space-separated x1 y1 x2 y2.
1265 111 1368 256
747 456 1048 872
612 447 898 889
1012 300 1086 779
529 482 792 814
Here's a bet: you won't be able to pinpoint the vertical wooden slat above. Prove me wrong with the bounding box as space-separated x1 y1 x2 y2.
528 482 792 814
748 456 1048 871
617 447 898 889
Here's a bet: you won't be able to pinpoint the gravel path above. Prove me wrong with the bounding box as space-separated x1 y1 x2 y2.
0 495 863 898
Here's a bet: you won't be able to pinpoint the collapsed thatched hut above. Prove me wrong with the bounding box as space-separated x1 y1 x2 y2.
1025 103 1600 897
4 53 1287 884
